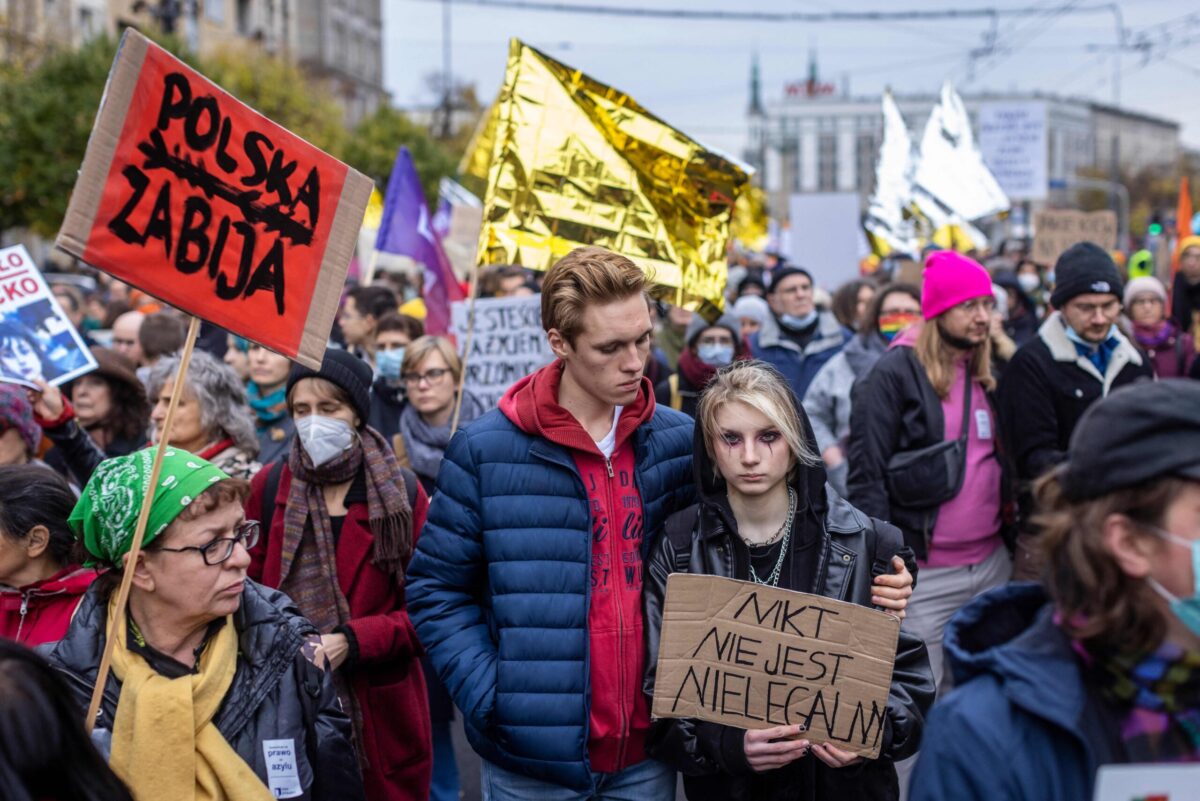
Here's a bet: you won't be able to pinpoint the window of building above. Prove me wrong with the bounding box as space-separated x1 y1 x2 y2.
818 133 837 192
236 0 251 34
333 21 346 67
78 7 96 38
205 0 225 24
856 132 877 195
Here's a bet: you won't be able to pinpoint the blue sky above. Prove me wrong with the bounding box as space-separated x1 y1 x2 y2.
382 0 1200 156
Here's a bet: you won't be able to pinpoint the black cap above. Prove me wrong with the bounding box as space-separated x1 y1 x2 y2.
767 266 813 294
1061 379 1200 501
1050 242 1123 308
287 348 373 426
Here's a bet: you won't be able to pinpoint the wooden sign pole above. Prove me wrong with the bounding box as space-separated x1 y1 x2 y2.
450 261 481 436
85 315 202 733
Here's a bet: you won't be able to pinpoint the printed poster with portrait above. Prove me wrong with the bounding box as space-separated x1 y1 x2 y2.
0 246 98 389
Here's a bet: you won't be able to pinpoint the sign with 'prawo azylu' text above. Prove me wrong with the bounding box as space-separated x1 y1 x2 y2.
57 31 371 369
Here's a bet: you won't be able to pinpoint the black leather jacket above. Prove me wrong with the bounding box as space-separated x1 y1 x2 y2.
44 580 365 801
643 420 935 801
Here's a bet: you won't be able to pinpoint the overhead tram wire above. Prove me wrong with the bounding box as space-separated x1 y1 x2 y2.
406 0 1126 24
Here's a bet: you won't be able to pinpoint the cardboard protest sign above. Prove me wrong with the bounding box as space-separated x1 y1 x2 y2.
651 574 900 759
0 246 98 388
1032 210 1118 266
450 294 554 408
56 30 371 370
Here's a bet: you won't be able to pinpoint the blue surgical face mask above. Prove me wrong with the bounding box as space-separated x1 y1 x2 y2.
697 342 734 367
1144 525 1200 639
779 310 819 330
375 347 405 381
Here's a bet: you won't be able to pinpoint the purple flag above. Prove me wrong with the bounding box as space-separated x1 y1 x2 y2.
375 147 463 335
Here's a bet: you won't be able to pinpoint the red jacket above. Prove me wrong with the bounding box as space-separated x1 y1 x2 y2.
246 464 432 801
0 566 96 646
500 365 653 773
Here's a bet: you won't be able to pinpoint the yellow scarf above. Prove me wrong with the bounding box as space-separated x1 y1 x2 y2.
106 597 274 801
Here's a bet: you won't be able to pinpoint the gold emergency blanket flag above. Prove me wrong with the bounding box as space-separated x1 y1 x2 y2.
476 39 750 312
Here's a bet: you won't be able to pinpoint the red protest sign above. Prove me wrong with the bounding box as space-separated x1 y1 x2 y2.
57 31 371 369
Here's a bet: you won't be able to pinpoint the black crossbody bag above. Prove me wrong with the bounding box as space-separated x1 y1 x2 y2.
884 369 972 509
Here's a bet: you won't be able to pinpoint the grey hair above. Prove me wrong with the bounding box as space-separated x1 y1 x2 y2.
147 349 260 458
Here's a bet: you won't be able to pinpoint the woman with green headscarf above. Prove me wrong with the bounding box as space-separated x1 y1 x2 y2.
43 448 366 801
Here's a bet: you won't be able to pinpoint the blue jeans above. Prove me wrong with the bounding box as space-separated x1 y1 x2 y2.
429 720 460 801
482 757 676 801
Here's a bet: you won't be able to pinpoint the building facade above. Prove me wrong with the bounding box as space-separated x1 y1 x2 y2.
746 71 1180 214
3 0 384 126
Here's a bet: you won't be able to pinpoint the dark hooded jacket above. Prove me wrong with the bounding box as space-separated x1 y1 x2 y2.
643 414 935 801
43 580 365 801
909 583 1124 801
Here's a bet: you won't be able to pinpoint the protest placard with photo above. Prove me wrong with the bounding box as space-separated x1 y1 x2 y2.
0 246 98 389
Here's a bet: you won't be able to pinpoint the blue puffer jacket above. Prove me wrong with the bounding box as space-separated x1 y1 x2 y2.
750 309 852 400
909 582 1122 801
406 405 694 790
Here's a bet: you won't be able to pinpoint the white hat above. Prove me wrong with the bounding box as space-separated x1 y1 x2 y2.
1123 275 1167 308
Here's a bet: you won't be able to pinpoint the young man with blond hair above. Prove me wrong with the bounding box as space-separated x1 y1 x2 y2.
407 246 692 798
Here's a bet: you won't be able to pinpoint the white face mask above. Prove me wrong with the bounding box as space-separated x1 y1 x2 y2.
295 414 354 467
1017 273 1041 293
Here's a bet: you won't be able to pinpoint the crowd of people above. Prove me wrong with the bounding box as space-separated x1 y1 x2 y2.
1 234 1199 801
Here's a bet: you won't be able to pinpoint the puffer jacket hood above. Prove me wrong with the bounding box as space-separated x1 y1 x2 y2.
941 582 1082 728
499 361 655 455
909 582 1122 801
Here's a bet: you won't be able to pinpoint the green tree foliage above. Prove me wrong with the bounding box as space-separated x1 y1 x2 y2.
203 45 347 156
0 34 452 239
0 36 118 237
340 103 458 208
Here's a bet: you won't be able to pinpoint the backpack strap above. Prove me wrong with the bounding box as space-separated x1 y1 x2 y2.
664 505 699 574
668 374 683 411
259 460 285 532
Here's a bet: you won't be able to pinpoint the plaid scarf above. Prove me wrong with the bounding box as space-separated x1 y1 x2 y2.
278 425 413 767
1093 643 1200 763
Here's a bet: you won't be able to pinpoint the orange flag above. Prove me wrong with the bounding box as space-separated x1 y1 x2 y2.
1175 176 1194 275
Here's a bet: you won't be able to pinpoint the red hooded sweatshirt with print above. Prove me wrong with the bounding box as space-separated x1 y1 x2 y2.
499 362 654 774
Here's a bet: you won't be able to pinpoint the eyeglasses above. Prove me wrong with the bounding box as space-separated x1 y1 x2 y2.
155 520 260 566
402 368 451 387
956 297 996 314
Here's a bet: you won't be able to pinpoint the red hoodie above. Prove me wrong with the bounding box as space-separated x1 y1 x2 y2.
500 362 654 773
0 565 97 645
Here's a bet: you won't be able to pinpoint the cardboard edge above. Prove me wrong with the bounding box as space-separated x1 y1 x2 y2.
297 169 374 370
55 30 150 259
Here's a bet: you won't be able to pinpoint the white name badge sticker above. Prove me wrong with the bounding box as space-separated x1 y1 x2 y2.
975 409 992 440
1093 764 1200 801
262 738 303 799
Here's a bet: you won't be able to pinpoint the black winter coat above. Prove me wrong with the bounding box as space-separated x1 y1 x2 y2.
654 370 702 418
44 581 365 801
996 313 1152 529
846 345 1016 560
643 420 935 801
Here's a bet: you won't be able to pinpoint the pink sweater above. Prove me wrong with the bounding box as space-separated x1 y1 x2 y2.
923 358 1003 568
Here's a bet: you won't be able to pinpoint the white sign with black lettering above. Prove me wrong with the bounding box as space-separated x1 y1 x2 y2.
978 102 1048 201
450 294 555 408
262 738 302 799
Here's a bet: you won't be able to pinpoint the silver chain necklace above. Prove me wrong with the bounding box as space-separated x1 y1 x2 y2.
747 486 797 588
